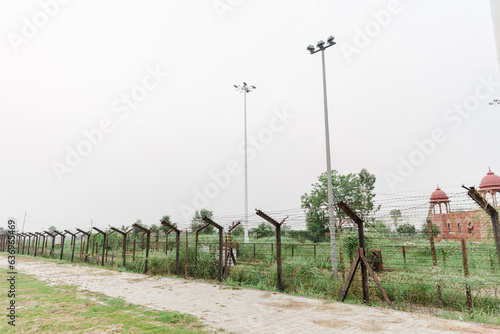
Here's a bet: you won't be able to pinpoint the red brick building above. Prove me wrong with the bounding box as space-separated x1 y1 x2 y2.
429 169 498 241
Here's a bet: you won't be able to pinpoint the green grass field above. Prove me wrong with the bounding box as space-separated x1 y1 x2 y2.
0 267 207 333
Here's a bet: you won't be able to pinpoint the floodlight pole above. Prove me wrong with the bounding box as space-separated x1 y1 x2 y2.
234 82 256 243
308 37 338 276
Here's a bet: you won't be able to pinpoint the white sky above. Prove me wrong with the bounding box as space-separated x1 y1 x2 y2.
1 0 499 232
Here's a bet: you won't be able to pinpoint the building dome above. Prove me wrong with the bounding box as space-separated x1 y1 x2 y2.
479 168 500 191
430 186 449 203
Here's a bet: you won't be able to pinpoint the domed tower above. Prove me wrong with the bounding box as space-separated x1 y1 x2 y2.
479 168 500 206
430 186 450 214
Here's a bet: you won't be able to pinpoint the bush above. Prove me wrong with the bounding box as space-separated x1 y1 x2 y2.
396 223 416 235
252 223 274 239
420 222 440 239
342 232 372 261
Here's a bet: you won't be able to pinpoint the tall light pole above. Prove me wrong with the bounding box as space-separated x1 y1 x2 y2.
307 36 338 276
234 82 256 243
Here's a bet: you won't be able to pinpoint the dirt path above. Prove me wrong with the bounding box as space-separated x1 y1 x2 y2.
8 256 500 334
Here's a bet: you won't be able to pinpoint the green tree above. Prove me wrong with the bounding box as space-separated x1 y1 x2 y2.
390 209 402 230
396 223 416 235
420 222 440 239
120 224 130 232
252 223 273 239
230 224 244 237
159 215 177 233
370 221 391 234
132 219 145 237
191 209 214 234
150 224 160 233
48 225 57 232
301 169 378 237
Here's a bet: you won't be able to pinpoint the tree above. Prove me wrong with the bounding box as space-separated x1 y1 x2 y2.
370 221 391 234
301 169 379 236
150 224 160 233
230 224 244 237
191 209 214 234
420 222 440 239
132 219 145 237
252 223 273 239
48 225 57 232
120 224 130 232
159 215 177 233
396 223 416 235
390 209 402 230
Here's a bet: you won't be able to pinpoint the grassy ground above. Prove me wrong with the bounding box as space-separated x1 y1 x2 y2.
0 267 208 334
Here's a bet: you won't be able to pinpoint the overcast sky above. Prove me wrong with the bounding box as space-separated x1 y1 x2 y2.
1 0 499 232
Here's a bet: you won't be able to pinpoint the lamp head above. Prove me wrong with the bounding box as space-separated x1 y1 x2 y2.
317 40 325 48
327 35 335 44
307 44 315 53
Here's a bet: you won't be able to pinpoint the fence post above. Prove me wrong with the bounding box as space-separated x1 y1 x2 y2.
21 234 26 255
226 221 241 272
80 234 84 259
110 227 132 268
202 217 224 282
426 204 443 307
194 223 211 273
338 202 393 308
28 233 37 257
160 220 181 276
402 246 406 265
92 227 108 267
185 231 189 279
53 231 66 261
255 209 287 292
165 230 171 255
64 230 77 263
224 236 229 279
36 233 45 256
132 224 151 274
133 239 136 262
26 234 31 255
465 186 500 267
461 238 473 313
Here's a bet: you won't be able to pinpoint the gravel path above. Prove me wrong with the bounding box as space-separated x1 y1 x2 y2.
9 256 500 334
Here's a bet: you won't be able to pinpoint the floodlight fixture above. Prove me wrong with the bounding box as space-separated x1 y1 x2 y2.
307 36 336 55
234 82 256 93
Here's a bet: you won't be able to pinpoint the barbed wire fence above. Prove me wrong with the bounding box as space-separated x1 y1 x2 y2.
1 190 499 321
